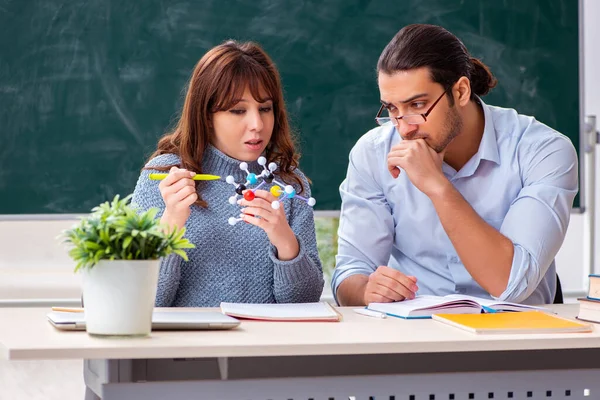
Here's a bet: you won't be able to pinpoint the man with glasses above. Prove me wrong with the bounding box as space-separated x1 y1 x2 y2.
332 24 578 306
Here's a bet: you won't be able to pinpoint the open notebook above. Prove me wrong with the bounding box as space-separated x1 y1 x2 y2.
220 302 341 321
367 294 548 319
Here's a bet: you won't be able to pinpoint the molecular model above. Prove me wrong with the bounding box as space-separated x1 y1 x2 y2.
226 156 316 226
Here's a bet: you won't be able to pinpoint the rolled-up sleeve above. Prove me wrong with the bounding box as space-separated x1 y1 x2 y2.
495 135 578 302
332 136 395 303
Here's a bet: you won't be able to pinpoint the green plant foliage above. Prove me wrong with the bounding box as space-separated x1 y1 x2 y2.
315 216 339 286
60 195 195 272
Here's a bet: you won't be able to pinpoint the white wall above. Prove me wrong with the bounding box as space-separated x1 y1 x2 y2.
0 220 80 302
1 1 599 304
585 0 600 281
541 0 600 299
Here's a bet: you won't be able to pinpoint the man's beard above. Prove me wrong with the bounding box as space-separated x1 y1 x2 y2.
431 106 463 153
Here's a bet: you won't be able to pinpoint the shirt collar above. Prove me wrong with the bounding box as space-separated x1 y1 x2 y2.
477 97 500 165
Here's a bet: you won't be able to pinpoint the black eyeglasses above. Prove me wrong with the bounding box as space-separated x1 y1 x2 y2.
374 86 452 126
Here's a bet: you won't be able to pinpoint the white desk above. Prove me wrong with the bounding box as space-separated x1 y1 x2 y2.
1 305 599 400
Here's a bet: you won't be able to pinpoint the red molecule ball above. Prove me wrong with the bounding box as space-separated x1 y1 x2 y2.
243 191 255 201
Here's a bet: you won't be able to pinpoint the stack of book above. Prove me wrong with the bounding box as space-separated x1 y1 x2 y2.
577 274 600 323
374 295 593 334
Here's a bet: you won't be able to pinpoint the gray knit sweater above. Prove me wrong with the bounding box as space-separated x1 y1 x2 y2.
131 145 324 307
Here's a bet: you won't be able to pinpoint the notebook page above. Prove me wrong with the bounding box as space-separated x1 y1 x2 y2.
220 302 338 319
368 295 481 317
483 300 548 312
47 311 85 324
444 294 549 312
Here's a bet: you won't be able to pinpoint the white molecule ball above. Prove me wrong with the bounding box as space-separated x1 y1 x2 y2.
228 196 237 205
239 162 248 171
226 175 235 184
258 156 267 166
284 185 294 194
271 201 280 210
228 217 238 226
268 162 277 172
307 197 316 207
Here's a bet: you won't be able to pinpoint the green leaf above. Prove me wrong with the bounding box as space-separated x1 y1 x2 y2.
59 194 196 272
173 249 189 261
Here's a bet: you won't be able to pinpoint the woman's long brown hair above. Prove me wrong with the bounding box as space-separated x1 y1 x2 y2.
146 40 304 208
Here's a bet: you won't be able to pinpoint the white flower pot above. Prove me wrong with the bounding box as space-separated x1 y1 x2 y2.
81 259 160 336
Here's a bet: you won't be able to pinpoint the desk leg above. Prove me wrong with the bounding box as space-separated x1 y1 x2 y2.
83 359 130 400
82 358 221 399
83 387 100 400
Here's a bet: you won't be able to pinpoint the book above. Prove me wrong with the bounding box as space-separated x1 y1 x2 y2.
577 297 600 323
367 294 548 319
432 311 593 334
220 301 342 322
587 274 600 300
577 274 600 323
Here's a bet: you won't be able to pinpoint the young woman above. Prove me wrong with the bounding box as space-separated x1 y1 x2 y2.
132 40 324 307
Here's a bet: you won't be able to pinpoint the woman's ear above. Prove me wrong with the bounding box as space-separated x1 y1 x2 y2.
453 76 471 107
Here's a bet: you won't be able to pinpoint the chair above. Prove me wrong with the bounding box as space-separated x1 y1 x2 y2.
553 273 564 304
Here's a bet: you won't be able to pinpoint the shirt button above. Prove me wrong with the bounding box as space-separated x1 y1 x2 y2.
449 256 459 263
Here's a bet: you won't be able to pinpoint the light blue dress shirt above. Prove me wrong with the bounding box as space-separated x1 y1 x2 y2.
332 99 578 305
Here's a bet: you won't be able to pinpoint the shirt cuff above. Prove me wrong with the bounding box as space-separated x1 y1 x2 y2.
331 266 373 305
491 243 534 303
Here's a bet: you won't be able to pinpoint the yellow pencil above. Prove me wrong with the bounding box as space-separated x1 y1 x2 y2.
51 307 84 313
149 173 221 181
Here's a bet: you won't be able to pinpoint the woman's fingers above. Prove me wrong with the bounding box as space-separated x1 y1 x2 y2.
240 206 274 223
160 167 194 189
238 189 284 213
252 189 279 203
241 213 268 230
173 184 198 203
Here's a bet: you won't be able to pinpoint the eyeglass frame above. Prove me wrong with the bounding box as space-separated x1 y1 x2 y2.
374 85 453 126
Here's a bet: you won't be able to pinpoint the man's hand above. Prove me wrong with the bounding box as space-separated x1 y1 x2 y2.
387 139 449 197
364 266 419 304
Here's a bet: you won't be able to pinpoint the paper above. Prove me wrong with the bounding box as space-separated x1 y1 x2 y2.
220 302 340 321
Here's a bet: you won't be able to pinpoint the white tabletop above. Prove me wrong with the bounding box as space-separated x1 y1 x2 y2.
1 305 598 361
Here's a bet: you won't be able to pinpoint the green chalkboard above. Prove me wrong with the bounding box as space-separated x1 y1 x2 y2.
0 0 581 213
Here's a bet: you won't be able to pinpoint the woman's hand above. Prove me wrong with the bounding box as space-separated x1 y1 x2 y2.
238 189 299 261
158 167 197 231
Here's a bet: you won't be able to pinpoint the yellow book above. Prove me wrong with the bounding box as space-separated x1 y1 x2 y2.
432 311 593 334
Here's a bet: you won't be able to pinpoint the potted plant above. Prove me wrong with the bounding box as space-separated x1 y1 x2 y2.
60 195 194 336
